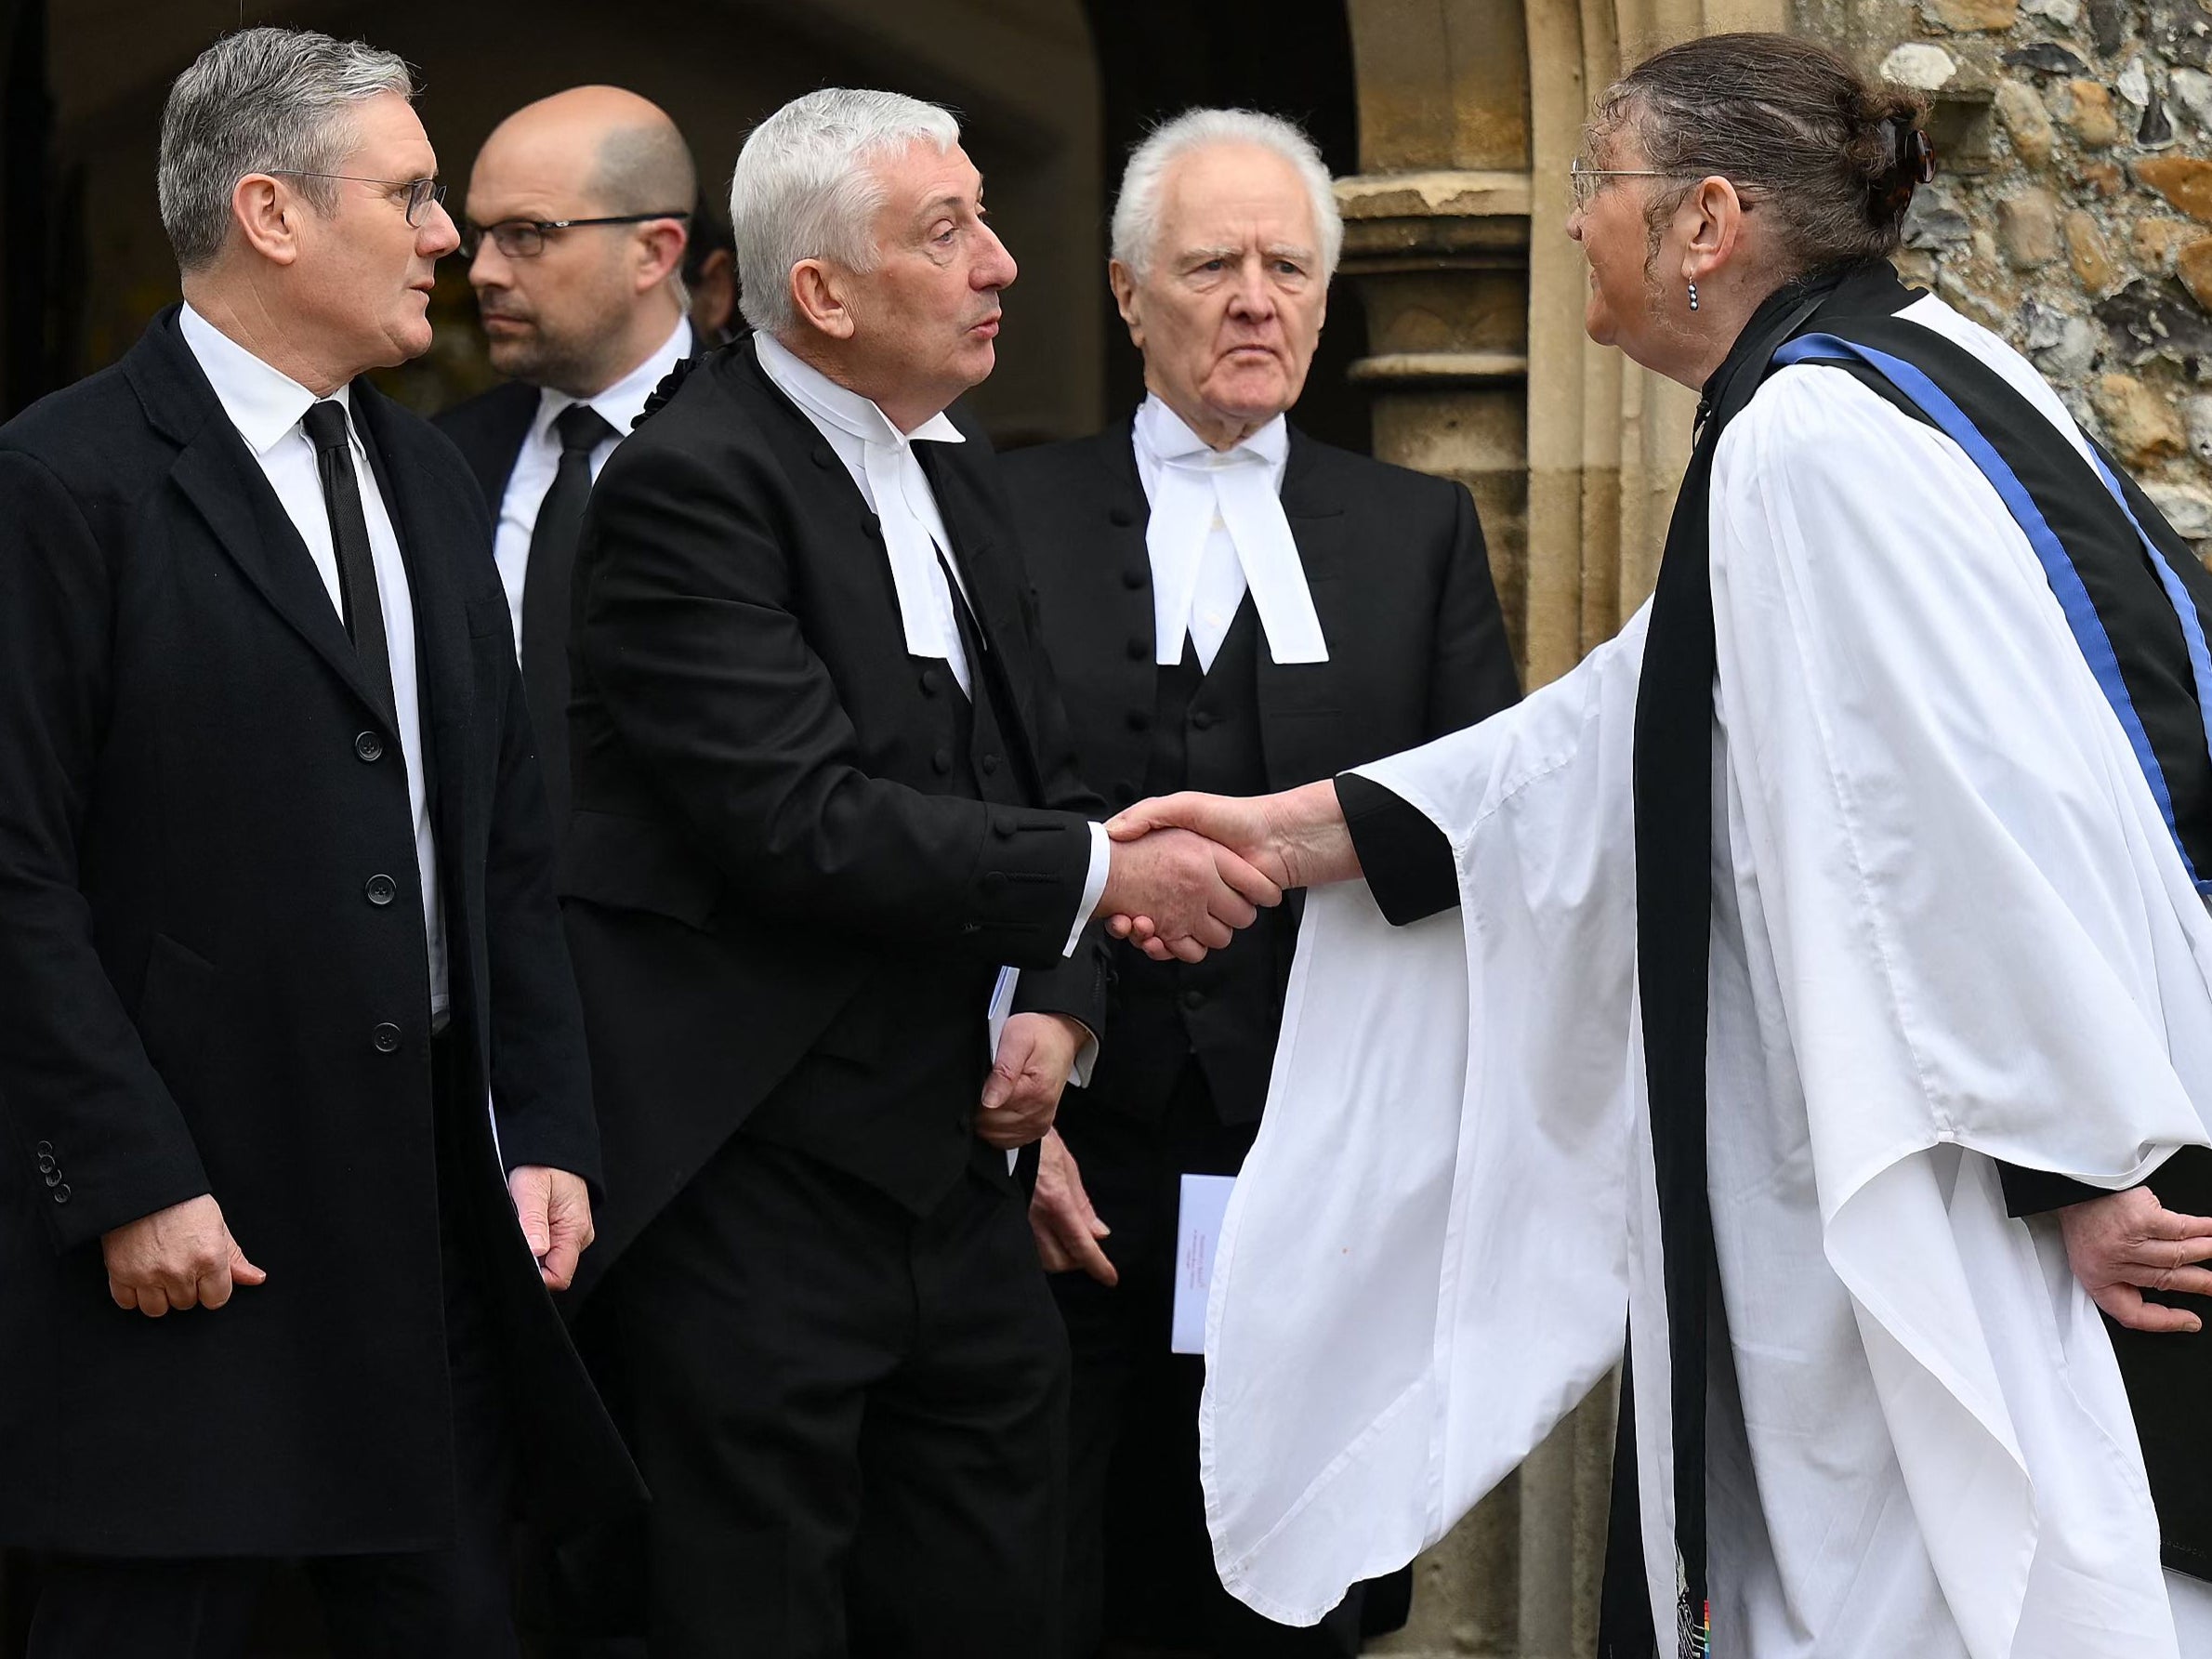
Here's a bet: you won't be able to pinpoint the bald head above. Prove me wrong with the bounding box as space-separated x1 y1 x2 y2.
478 86 695 219
466 86 694 395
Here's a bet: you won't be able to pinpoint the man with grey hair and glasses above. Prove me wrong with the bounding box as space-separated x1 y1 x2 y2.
0 26 636 1657
1002 108 1517 1657
560 86 1279 1654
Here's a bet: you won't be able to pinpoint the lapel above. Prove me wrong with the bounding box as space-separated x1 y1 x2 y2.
467 381 538 511
354 381 475 861
1256 425 1348 789
128 311 404 739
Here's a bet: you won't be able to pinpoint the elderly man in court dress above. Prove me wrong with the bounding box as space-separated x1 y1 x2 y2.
560 87 1281 1656
1002 109 1520 1659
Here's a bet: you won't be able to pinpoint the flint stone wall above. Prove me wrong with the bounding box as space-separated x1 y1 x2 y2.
1800 0 2212 544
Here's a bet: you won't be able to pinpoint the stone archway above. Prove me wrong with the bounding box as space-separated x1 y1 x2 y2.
1332 2 1782 1651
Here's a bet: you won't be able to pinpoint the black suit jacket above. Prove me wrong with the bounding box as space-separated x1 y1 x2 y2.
433 323 703 517
1004 417 1519 1125
560 337 1109 1292
0 309 638 1555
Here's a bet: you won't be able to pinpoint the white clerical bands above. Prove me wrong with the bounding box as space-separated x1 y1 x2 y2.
1145 449 1328 666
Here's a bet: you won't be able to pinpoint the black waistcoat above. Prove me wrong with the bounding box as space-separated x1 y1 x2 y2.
1090 599 1289 1127
742 602 1034 1212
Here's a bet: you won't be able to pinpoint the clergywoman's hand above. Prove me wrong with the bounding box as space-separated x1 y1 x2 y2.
2060 1184 2212 1333
1029 1128 1117 1284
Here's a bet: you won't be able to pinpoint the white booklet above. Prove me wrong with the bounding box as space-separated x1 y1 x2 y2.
1172 1173 1238 1354
989 967 1019 1174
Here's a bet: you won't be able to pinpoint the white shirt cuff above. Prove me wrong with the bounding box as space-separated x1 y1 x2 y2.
1066 821 1112 957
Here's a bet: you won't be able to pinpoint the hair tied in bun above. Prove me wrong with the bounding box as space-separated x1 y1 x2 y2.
1872 114 1935 222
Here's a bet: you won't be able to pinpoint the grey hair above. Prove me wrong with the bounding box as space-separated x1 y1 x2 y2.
159 27 415 271
731 87 961 337
1110 108 1343 282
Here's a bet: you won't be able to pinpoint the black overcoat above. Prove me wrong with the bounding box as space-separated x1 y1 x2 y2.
0 309 637 1556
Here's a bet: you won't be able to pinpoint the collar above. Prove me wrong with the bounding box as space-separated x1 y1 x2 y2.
178 303 349 456
1698 258 1915 440
754 331 965 451
533 313 692 448
1133 392 1288 471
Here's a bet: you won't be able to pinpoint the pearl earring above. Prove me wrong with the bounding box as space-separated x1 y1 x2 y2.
1688 280 1700 312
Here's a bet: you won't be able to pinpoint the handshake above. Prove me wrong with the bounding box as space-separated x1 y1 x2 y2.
1089 782 1356 960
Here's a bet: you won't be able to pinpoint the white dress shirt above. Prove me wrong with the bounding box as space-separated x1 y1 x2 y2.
1132 393 1328 671
179 305 448 1018
753 332 1109 967
493 314 692 648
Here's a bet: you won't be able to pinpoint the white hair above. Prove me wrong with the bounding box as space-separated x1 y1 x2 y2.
1110 108 1343 282
731 87 961 337
159 27 415 271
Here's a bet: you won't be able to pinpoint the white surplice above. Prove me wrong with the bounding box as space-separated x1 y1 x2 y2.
1200 295 2212 1657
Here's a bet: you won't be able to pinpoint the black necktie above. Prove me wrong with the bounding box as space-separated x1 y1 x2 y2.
521 402 616 815
300 399 394 722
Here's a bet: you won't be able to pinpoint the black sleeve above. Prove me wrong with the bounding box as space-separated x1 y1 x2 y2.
476 576 605 1192
0 449 211 1249
1337 772 1460 927
1423 481 1521 738
574 426 1094 969
1995 1161 2128 1218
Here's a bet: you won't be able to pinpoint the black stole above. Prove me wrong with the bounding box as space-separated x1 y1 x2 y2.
1618 259 1916 1658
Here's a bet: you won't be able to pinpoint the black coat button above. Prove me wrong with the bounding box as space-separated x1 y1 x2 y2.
364 874 398 907
994 817 1018 840
372 1022 402 1054
932 748 954 775
1122 566 1147 590
811 444 837 470
1110 507 1136 528
51 1183 69 1205
43 1168 60 1188
1182 988 1205 1011
1126 637 1149 661
1192 710 1217 731
919 667 942 696
354 731 384 763
1126 709 1151 733
979 754 999 775
36 1153 54 1175
33 1140 51 1156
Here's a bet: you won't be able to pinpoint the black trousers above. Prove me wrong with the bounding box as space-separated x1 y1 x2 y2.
614 1130 1070 1658
1054 1063 1363 1659
26 1034 520 1659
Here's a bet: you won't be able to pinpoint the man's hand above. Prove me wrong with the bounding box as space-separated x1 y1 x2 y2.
509 1165 596 1291
1103 781 1354 961
977 1012 1087 1151
1095 825 1283 965
101 1193 267 1317
2060 1185 2212 1332
1030 1128 1117 1285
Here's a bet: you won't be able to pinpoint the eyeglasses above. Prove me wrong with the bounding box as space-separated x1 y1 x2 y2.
1568 160 1711 211
459 211 691 260
262 171 448 226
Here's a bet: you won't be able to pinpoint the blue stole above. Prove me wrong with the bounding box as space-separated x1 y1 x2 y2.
1775 330 2212 901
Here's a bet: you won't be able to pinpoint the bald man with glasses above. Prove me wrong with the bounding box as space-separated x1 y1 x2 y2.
436 85 703 823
